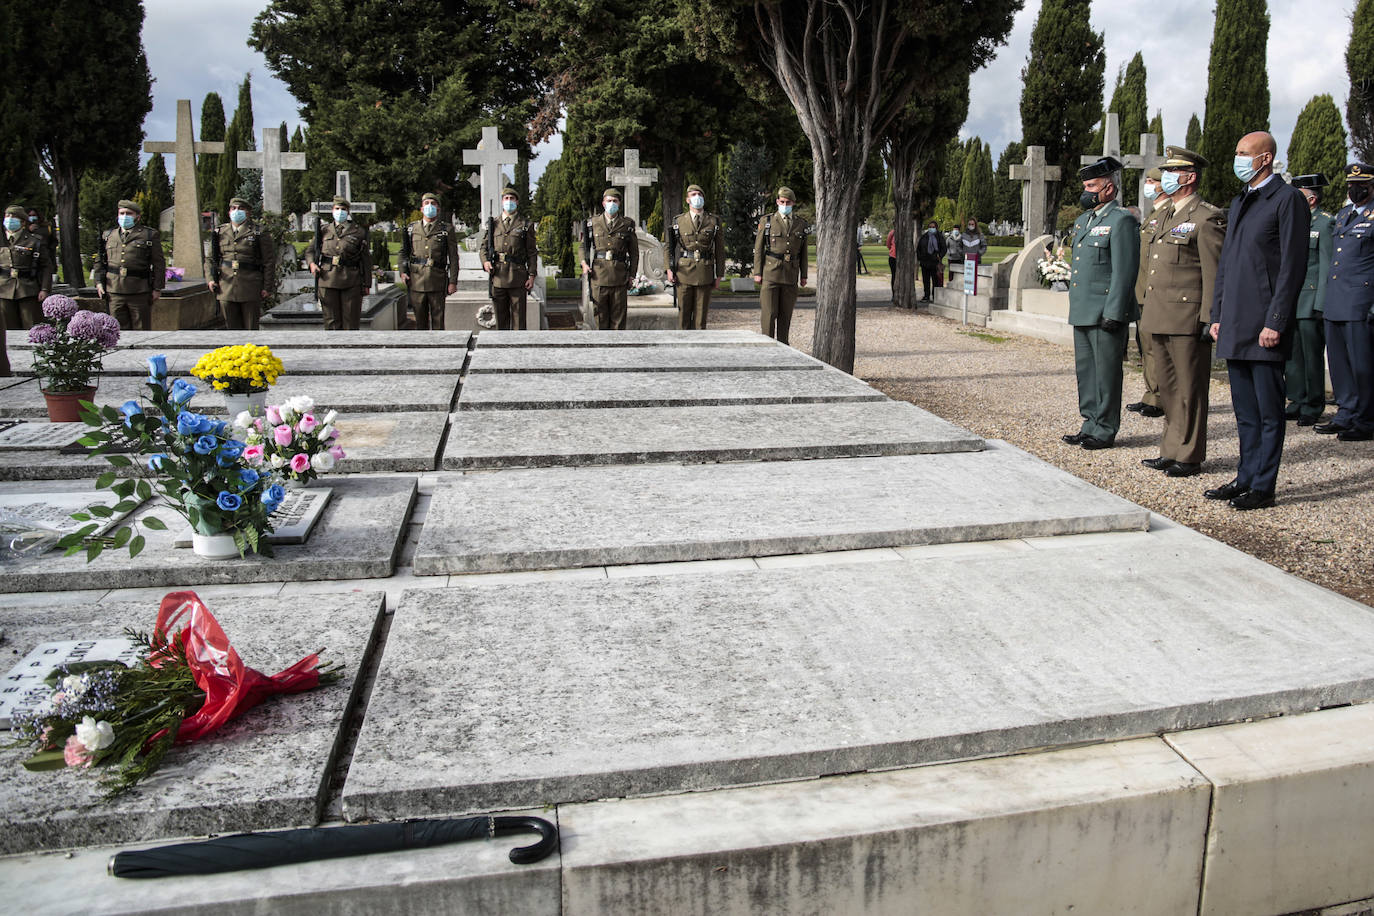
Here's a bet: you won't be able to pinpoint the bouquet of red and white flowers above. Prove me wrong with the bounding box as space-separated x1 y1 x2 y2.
234 395 346 486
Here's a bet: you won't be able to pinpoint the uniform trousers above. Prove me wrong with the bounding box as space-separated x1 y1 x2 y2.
1 296 41 330
1072 323 1128 442
1152 333 1212 463
1136 324 1162 408
760 281 798 344
492 286 527 330
0 297 13 375
678 285 712 330
1226 359 1287 494
219 299 259 331
592 284 627 331
1284 316 1327 419
319 286 362 331
110 293 153 331
1324 317 1374 433
410 289 447 330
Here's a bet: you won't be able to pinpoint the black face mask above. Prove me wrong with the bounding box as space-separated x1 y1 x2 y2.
1350 183 1373 206
1079 190 1100 209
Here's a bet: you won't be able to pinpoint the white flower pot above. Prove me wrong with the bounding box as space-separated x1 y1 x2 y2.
223 390 268 418
191 531 239 560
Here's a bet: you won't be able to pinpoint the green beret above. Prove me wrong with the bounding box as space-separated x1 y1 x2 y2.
1144 167 1162 182
332 196 350 209
776 187 795 201
602 188 622 201
117 199 141 215
686 184 704 197
5 204 26 220
1163 146 1207 170
501 186 519 199
228 197 251 209
421 191 441 204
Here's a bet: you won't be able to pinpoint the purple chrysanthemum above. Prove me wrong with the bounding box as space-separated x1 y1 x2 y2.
66 310 102 343
27 323 57 345
41 294 78 322
89 311 121 348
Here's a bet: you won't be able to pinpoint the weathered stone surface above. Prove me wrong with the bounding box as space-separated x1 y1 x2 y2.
347 523 1374 819
0 591 384 854
444 401 984 468
474 329 771 347
466 345 820 374
15 347 469 377
456 367 885 410
415 444 1145 573
0 476 416 593
104 329 473 349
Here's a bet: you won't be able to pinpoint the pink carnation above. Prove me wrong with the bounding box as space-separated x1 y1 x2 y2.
265 405 282 425
298 413 317 434
273 424 294 447
289 453 311 473
243 444 265 465
329 445 345 461
63 735 93 768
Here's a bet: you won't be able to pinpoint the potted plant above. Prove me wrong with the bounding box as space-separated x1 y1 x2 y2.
189 344 285 417
26 295 121 422
234 396 345 487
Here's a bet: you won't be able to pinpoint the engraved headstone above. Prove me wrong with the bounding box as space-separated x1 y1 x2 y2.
236 127 306 214
0 422 86 450
143 99 226 278
0 491 143 543
0 639 142 728
171 487 331 548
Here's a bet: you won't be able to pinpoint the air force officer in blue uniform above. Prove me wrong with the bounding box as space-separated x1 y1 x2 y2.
1315 162 1374 440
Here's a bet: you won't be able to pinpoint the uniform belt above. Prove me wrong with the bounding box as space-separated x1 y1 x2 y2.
682 250 710 260
764 250 793 261
594 251 627 262
329 256 360 268
116 266 152 279
410 257 443 267
5 267 36 279
221 259 261 271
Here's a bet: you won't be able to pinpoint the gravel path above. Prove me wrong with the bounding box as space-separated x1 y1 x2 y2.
709 290 1374 608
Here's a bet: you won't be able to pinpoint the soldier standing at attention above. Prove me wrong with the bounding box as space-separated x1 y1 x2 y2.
1138 147 1226 478
581 188 637 331
1127 167 1170 419
482 187 538 331
402 191 458 330
1285 174 1334 426
666 184 725 329
752 186 809 344
308 197 372 331
0 203 52 376
95 199 165 332
1060 157 1140 451
206 197 277 331
25 208 57 281
1315 162 1374 441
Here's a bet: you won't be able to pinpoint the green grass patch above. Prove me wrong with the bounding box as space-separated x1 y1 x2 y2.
959 329 1010 344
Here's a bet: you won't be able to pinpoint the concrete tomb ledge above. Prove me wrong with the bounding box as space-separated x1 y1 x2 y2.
14 347 470 378
0 592 386 855
465 344 823 374
474 329 772 347
414 442 1147 574
104 329 474 349
0 475 416 593
443 400 985 469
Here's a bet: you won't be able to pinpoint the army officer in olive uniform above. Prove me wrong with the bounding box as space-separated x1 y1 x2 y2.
752 186 809 344
482 186 538 330
1285 174 1334 425
1 203 52 377
206 197 278 331
1139 147 1226 477
666 184 726 330
1127 167 1170 418
95 199 166 331
402 191 459 330
581 188 638 331
1061 157 1140 450
307 197 372 331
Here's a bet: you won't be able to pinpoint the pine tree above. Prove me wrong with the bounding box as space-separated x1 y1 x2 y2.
1288 94 1349 209
1185 113 1203 150
196 92 225 214
1348 0 1374 162
994 141 1027 223
1199 0 1270 203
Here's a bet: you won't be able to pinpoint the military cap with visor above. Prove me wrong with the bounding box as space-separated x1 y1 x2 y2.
1346 162 1373 183
1144 167 1163 182
1077 156 1123 181
1290 174 1329 190
686 184 704 196
501 186 519 199
228 197 251 209
1162 147 1208 170
332 196 350 209
420 191 441 204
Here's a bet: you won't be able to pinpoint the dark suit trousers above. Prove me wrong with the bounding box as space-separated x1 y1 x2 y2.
918 262 938 300
760 282 797 344
1226 359 1287 494
678 285 712 329
219 299 259 331
1284 316 1326 419
1325 317 1374 432
1153 334 1211 463
1072 324 1128 441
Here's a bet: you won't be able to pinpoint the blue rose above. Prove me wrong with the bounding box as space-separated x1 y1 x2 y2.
191 413 214 434
261 483 286 512
176 411 199 436
215 491 243 512
210 420 228 436
146 452 168 471
146 354 168 385
216 440 245 467
119 400 142 425
238 468 260 489
169 378 197 407
193 434 218 455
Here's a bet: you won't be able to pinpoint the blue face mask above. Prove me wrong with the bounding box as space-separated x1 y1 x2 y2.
1143 183 1158 200
604 201 619 216
229 208 247 224
333 209 349 223
688 195 704 210
422 203 438 219
1233 155 1258 183
3 217 19 232
503 199 518 214
1159 171 1183 195
117 214 135 230
779 204 793 216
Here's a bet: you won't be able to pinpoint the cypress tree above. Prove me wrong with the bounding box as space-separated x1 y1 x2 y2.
994 141 1027 223
1148 111 1164 153
140 153 171 224
217 75 256 220
955 137 980 223
975 142 995 224
940 136 966 201
1348 0 1374 162
1199 0 1270 203
1287 94 1349 209
1117 53 1148 202
282 125 307 216
196 92 225 213
1185 113 1203 150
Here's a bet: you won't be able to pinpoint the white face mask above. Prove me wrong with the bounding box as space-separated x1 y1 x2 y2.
688 195 704 210
333 209 349 223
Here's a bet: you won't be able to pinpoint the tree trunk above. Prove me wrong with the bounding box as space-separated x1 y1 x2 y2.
659 153 684 232
810 149 864 373
51 157 83 286
890 162 917 311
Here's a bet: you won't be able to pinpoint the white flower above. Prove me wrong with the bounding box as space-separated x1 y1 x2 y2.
269 454 286 469
75 716 115 751
60 674 87 698
310 451 335 472
317 424 334 442
321 410 338 426
284 395 314 415
233 410 254 431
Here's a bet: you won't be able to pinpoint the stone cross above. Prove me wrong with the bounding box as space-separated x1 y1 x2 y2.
312 171 377 215
1009 145 1062 241
1123 133 1165 214
236 128 306 214
606 149 658 228
462 126 519 224
143 99 225 278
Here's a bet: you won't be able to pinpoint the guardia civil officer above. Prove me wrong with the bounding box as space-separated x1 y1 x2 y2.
1060 157 1140 450
206 197 277 331
401 191 459 330
481 187 538 331
1315 163 1374 440
1284 174 1334 426
666 184 725 329
95 199 165 331
1127 166 1170 418
752 187 809 344
581 188 638 331
307 197 372 331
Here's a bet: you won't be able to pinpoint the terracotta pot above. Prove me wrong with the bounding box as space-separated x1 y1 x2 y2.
41 387 98 423
191 531 239 560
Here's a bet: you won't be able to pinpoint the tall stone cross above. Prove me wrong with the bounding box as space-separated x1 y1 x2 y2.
1123 133 1165 214
1009 145 1062 241
143 99 225 278
606 149 658 227
312 172 377 215
462 126 518 224
236 127 306 214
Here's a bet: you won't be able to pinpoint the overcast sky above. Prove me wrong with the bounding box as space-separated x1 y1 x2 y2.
142 0 1356 187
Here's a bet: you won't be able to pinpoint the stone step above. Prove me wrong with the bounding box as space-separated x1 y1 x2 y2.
472 329 770 347
465 344 822 374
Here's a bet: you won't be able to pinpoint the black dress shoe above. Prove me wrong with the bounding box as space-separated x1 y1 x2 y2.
1338 428 1374 441
1296 415 1320 427
1166 462 1202 477
1080 435 1114 450
1125 401 1145 413
1284 406 1301 420
1313 421 1350 435
1230 489 1275 510
1061 432 1087 445
1141 457 1175 470
1205 479 1247 500
1138 404 1165 417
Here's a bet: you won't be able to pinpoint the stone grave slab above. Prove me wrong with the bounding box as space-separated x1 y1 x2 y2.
0 373 32 390
345 524 1374 820
465 345 821 374
414 442 1147 574
0 420 87 450
0 591 384 854
0 475 416 593
109 329 473 349
14 347 469 378
474 329 771 347
457 367 885 410
444 401 984 469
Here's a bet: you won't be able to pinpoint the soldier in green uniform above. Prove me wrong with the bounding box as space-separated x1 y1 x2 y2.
666 184 725 330
401 191 459 330
1284 174 1334 425
482 187 538 330
1 203 52 376
752 187 809 344
307 197 372 331
581 188 638 331
25 207 57 281
1138 147 1227 477
206 197 278 331
1060 157 1140 450
1127 167 1169 418
95 199 165 332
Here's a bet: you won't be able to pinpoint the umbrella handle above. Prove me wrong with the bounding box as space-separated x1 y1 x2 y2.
492 815 559 864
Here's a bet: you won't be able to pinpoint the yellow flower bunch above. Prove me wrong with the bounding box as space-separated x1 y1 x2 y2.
190 344 285 394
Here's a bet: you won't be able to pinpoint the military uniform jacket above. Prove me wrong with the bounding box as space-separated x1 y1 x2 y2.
1135 201 1171 305
670 211 725 286
308 221 372 291
753 213 810 285
206 220 277 301
588 213 638 287
1067 199 1139 327
1322 204 1374 321
481 214 537 290
1140 194 1227 335
96 225 165 294
0 228 53 299
404 219 460 292
1297 210 1334 319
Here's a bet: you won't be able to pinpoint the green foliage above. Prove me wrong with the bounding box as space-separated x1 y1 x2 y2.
140 153 172 224
1200 0 1270 203
257 210 295 312
719 139 773 269
196 92 226 210
370 230 391 271
994 141 1026 223
1185 113 1203 150
1287 94 1349 209
281 125 307 215
1348 0 1374 162
553 199 576 277
940 137 966 201
1115 53 1149 203
1148 111 1165 153
955 138 993 224
932 196 957 230
216 75 258 221
79 152 141 266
